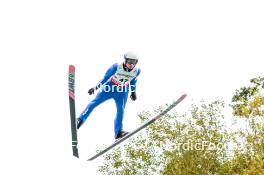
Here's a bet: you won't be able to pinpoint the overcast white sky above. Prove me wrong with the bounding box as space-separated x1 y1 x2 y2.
1 0 264 174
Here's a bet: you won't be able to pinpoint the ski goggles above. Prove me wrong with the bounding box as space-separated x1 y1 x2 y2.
126 59 138 65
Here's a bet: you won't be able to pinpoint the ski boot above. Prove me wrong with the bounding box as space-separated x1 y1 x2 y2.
76 118 83 129
115 130 129 140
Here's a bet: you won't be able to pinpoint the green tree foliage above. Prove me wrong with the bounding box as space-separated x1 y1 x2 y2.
231 76 264 117
219 116 264 175
226 76 264 174
99 100 232 175
161 100 230 175
98 77 264 175
99 107 186 175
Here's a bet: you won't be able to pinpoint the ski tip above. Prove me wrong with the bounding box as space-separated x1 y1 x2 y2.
181 94 187 98
178 94 187 102
69 65 75 73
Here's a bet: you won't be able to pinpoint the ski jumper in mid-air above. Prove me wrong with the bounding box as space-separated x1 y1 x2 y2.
77 52 141 140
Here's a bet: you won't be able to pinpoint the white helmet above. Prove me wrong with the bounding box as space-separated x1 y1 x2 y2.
124 52 138 64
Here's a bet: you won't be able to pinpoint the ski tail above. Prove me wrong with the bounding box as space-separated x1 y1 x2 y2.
68 65 79 158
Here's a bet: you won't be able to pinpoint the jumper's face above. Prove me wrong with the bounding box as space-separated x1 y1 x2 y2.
125 62 136 69
125 59 138 69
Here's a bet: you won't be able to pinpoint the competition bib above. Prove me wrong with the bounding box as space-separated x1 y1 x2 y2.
111 64 138 86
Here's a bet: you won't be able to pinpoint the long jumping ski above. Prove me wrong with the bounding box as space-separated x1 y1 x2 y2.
87 94 187 161
68 65 79 158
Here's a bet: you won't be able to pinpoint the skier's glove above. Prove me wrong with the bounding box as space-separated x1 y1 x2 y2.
88 84 100 95
130 92 137 101
88 87 95 95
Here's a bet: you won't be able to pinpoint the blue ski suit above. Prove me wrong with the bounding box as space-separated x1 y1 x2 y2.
79 63 141 138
